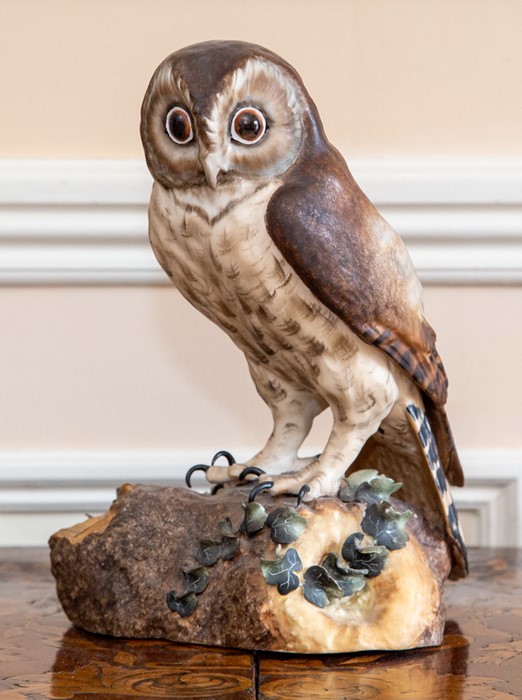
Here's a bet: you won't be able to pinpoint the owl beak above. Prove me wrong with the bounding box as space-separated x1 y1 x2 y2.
199 151 222 189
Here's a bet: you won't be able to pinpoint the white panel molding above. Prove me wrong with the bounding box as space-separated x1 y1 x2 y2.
455 482 518 547
1 158 522 285
0 448 520 547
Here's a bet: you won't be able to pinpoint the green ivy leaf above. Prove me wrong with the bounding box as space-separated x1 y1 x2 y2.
266 507 307 544
341 531 363 561
341 532 389 577
220 536 239 561
218 517 239 538
261 547 302 595
166 591 198 617
195 534 239 566
354 475 403 505
182 566 210 594
340 470 403 506
321 553 367 597
303 565 343 608
361 503 413 550
339 469 380 502
195 539 223 566
241 501 268 534
278 572 299 595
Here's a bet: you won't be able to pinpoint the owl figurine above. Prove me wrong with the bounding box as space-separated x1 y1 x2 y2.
141 41 467 578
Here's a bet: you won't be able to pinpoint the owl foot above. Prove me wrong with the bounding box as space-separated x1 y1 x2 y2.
237 466 266 481
247 481 274 502
185 463 210 488
247 480 309 507
211 450 236 466
186 451 268 491
185 450 238 488
186 451 323 496
258 460 343 501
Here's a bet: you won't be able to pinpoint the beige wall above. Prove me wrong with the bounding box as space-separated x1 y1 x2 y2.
1 1 521 462
1 285 520 455
1 0 522 158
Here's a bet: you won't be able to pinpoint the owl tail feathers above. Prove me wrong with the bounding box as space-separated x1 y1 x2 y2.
424 396 464 488
406 403 468 580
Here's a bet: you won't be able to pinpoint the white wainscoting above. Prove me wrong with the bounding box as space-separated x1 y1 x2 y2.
0 158 521 285
0 449 520 547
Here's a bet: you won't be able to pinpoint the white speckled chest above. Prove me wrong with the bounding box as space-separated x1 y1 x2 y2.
148 177 403 409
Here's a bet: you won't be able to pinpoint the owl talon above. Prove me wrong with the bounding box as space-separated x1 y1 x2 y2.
237 466 266 482
211 483 225 495
211 450 236 466
296 484 310 506
248 481 274 503
185 464 210 488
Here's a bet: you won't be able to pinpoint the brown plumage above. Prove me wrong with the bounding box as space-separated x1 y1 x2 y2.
140 40 467 577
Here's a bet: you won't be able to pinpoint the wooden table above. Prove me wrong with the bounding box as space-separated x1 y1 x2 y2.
1 547 521 699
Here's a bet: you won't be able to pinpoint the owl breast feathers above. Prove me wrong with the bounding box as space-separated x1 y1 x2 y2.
141 40 467 578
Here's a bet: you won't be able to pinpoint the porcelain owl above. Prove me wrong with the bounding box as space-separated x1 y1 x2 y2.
141 40 467 578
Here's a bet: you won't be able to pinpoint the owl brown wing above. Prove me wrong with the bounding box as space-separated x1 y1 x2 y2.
266 145 463 487
266 146 447 405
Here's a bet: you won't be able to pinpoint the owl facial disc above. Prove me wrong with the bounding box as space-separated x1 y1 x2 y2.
140 41 308 189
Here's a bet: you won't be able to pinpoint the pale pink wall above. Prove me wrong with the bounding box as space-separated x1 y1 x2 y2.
1 286 520 454
1 0 521 158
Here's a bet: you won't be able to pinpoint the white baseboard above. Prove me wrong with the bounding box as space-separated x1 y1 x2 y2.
1 158 521 285
1 448 520 547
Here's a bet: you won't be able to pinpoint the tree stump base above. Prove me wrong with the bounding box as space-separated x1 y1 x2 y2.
49 483 451 654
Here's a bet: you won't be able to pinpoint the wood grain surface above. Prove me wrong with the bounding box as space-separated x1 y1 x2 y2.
1 548 521 699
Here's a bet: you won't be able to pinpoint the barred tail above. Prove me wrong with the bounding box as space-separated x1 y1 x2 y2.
406 403 468 579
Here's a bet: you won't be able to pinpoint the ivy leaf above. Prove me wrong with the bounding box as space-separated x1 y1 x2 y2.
195 534 239 566
339 470 379 502
340 470 403 506
321 553 367 597
195 539 223 566
182 566 210 594
341 532 388 577
220 536 239 561
303 566 343 608
361 503 413 550
278 571 300 595
166 591 197 617
261 547 302 595
241 501 268 534
354 475 403 505
218 517 239 538
322 552 357 575
266 507 307 544
342 532 364 561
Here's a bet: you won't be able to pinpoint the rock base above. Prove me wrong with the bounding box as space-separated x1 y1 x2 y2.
49 483 451 654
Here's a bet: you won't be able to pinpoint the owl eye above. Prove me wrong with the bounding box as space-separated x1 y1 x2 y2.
165 106 194 145
231 107 267 145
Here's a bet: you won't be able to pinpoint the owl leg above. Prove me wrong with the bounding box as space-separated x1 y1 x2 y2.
242 392 325 472
263 422 380 498
242 363 328 473
264 383 397 499
205 365 326 484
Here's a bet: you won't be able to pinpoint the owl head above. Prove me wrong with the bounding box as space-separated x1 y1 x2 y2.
140 40 328 190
